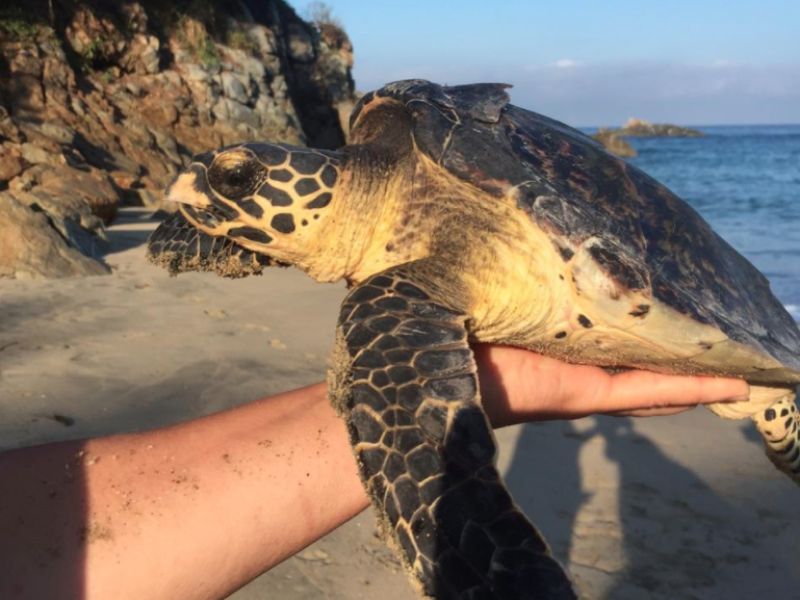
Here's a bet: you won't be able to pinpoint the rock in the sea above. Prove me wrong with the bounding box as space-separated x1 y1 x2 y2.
618 118 704 137
592 128 638 158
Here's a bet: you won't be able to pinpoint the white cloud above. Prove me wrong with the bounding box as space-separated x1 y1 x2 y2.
553 59 584 69
709 59 734 68
524 59 585 72
353 59 800 126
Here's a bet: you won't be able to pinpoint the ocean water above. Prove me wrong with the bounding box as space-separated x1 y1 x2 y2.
588 125 800 321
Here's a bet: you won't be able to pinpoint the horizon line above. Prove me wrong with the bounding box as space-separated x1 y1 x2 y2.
575 122 800 130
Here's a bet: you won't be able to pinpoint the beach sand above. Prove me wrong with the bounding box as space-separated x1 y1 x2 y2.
1 208 798 599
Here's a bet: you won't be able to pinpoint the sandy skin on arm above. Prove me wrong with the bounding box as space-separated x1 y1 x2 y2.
0 345 748 600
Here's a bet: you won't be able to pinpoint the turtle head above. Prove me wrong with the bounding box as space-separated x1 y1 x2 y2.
164 142 342 269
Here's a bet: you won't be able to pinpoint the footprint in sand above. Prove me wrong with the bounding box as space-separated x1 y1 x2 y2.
269 339 287 350
242 323 284 348
177 294 208 304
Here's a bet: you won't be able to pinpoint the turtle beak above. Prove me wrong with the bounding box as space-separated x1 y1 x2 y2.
165 164 212 209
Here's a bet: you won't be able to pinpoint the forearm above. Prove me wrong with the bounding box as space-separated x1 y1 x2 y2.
0 348 748 600
0 383 368 600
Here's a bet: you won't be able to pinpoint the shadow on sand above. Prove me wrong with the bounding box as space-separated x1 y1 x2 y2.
504 415 800 600
98 208 162 257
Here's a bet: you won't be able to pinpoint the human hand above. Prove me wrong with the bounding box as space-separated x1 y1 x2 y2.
473 344 751 427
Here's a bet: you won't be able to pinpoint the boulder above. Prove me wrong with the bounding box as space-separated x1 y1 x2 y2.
0 193 109 279
220 71 251 105
37 167 120 225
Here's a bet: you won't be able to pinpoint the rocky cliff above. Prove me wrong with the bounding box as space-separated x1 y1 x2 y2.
0 0 356 278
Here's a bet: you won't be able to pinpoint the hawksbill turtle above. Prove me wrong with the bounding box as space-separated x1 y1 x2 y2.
147 80 800 599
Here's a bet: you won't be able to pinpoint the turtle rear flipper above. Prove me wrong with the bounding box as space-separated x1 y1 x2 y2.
753 394 800 485
330 265 576 599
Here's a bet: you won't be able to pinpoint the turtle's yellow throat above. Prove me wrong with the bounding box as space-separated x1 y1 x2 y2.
302 150 419 285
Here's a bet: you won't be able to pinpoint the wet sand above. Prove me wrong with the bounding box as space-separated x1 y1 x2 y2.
1 208 798 599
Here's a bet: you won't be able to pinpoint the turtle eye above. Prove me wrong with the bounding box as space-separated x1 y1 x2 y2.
227 170 246 188
208 157 264 200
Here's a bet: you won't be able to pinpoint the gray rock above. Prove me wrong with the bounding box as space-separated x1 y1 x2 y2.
215 96 264 130
244 23 278 56
182 63 210 83
270 75 289 99
231 52 268 81
226 99 262 129
36 123 76 145
70 98 87 117
221 71 250 105
121 118 155 147
21 143 61 166
120 34 161 75
8 165 50 192
36 165 120 226
141 45 160 75
150 129 182 167
211 98 231 121
159 70 183 89
0 192 109 279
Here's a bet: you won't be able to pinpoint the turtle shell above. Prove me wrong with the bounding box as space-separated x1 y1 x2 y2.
350 80 800 376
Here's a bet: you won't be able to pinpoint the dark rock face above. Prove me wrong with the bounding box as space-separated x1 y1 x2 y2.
0 0 356 279
617 118 705 137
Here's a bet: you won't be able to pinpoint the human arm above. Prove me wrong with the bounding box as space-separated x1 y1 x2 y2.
0 346 749 600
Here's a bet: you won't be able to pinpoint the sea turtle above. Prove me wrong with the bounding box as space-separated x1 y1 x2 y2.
147 79 800 599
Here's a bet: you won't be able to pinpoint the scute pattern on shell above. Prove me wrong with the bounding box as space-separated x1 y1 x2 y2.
351 80 800 372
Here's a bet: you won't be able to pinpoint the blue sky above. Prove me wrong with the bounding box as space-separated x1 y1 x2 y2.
292 0 800 126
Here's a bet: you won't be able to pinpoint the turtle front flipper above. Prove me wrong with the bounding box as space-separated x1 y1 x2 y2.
329 266 576 600
147 210 273 278
752 393 800 486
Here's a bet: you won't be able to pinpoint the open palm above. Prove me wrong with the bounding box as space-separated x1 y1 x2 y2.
474 344 751 427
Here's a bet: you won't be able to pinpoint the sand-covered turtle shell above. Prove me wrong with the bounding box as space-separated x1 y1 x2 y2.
350 80 800 374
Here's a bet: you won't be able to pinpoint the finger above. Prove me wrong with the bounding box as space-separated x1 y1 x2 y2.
474 344 751 426
592 370 750 415
604 405 698 418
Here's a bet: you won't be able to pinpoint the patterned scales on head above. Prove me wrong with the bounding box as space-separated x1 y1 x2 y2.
148 80 800 600
150 142 341 277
